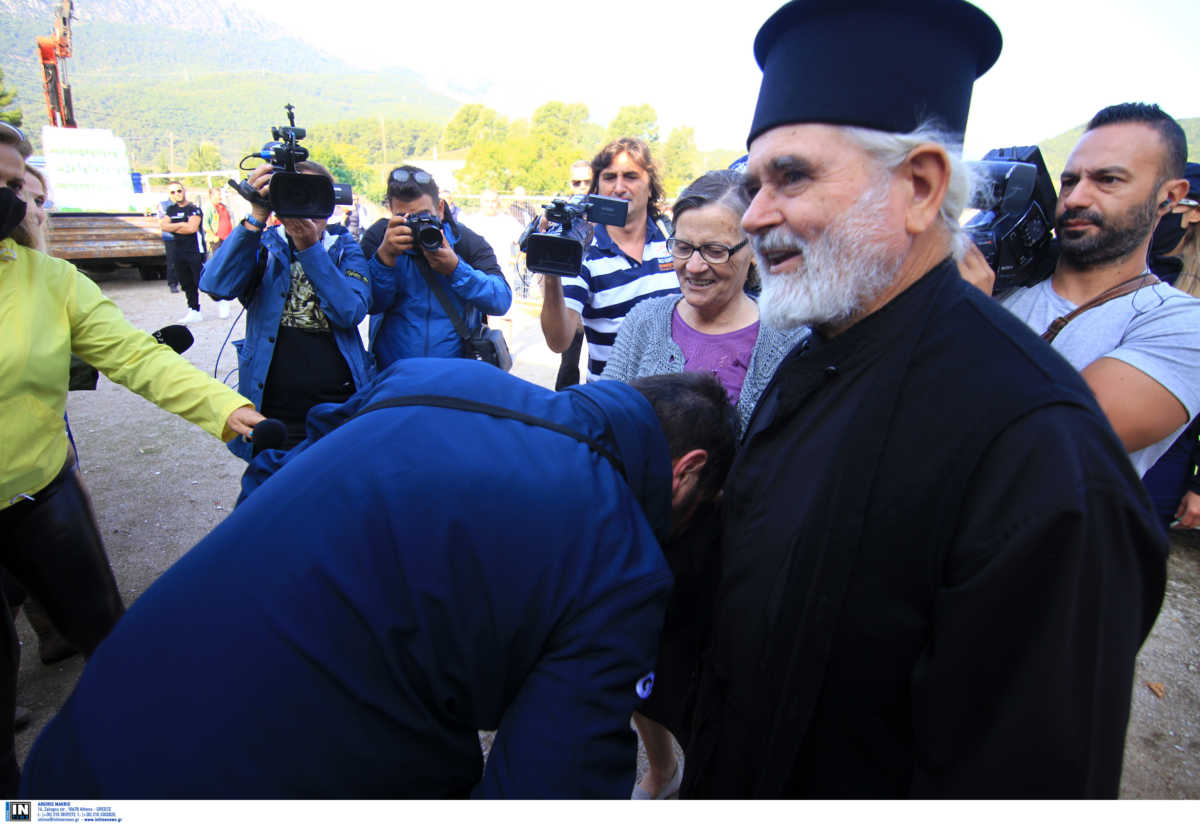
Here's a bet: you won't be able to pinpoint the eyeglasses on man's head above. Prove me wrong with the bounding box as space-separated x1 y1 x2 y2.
390 169 432 186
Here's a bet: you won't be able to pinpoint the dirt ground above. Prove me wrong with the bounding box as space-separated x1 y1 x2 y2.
12 272 1199 798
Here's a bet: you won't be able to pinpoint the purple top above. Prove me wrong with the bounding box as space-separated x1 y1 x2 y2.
672 307 760 406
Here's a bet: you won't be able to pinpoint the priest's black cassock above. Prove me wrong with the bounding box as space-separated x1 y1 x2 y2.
680 260 1167 798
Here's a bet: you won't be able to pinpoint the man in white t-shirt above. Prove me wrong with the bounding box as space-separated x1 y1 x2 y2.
1002 103 1200 478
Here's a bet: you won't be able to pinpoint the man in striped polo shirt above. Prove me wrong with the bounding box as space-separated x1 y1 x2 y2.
540 138 680 382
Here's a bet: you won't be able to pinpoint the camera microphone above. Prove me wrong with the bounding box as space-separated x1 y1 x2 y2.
152 324 194 354
250 418 287 457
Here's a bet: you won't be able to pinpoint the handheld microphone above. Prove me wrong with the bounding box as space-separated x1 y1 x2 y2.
250 418 288 457
152 324 194 354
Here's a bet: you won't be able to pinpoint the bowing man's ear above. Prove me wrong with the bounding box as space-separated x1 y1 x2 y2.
670 448 709 508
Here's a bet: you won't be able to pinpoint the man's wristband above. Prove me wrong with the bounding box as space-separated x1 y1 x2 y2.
243 215 266 231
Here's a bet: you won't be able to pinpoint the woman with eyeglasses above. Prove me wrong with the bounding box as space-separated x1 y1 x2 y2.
603 169 806 434
601 170 805 800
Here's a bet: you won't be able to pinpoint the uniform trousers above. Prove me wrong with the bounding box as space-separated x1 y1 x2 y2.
169 250 204 311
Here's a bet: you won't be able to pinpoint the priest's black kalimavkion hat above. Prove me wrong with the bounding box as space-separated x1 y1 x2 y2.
748 0 1003 145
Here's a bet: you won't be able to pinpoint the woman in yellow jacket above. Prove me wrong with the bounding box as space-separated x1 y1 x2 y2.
0 123 262 793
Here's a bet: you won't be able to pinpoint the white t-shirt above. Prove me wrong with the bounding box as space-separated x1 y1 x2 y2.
1002 277 1200 476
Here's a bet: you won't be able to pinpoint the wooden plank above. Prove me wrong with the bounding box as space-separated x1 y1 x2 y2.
47 214 167 261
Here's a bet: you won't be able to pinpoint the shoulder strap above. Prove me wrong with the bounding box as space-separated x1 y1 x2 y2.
350 394 627 479
1042 272 1160 343
418 265 474 342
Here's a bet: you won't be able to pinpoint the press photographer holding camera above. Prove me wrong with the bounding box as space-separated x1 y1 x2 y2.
360 166 512 369
199 156 374 457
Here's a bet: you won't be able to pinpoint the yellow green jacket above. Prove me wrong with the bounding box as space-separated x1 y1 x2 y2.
1 239 252 510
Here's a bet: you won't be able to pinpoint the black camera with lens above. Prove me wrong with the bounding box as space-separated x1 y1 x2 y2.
520 194 629 277
230 104 353 220
965 145 1059 294
405 211 444 252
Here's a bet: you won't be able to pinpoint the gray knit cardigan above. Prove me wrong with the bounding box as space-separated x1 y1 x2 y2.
599 294 809 433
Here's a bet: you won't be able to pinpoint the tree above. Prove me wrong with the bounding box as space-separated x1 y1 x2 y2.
607 104 659 145
531 102 589 145
308 140 370 192
441 104 508 152
0 68 22 128
659 127 700 199
460 139 515 191
186 143 224 172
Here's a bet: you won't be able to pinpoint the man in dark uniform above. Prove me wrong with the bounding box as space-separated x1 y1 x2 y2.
681 0 1167 799
157 180 206 323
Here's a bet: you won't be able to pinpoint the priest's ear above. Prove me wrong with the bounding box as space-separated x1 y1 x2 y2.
899 143 951 237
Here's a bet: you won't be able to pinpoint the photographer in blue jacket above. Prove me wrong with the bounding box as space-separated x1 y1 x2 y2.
200 161 374 456
361 166 512 368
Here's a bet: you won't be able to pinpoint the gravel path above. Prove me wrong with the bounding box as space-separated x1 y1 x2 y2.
13 272 1198 798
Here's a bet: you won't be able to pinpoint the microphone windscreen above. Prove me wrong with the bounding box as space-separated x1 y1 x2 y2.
251 418 288 457
152 324 194 354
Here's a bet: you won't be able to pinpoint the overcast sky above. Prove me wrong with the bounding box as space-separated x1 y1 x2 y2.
274 0 1197 159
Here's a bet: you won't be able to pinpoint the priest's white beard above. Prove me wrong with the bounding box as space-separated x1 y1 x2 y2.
755 178 905 331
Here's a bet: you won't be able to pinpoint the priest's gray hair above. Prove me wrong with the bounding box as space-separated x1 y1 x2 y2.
840 120 977 259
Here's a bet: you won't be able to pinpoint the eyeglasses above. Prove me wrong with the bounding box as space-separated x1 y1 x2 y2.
168 188 183 195
666 237 749 264
390 169 432 185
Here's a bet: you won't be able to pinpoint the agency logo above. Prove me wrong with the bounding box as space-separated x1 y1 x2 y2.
4 801 31 821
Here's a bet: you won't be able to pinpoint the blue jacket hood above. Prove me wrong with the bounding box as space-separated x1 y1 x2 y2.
563 378 674 543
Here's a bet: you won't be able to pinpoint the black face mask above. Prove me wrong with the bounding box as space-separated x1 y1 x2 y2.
1150 211 1187 258
0 187 27 241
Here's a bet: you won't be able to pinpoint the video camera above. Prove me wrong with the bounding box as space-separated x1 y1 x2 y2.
965 145 1059 294
230 104 353 220
521 194 629 276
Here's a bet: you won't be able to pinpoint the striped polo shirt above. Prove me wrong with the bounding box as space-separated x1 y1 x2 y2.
562 216 679 382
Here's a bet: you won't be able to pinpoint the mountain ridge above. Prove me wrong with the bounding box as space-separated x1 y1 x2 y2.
1 0 458 163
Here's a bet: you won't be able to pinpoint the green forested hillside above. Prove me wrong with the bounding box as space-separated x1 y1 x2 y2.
1 13 459 167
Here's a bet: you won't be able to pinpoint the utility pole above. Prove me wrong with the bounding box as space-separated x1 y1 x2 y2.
168 131 175 172
380 116 387 165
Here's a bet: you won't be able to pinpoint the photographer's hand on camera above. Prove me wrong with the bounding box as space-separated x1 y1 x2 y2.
422 232 460 277
377 214 415 268
376 216 459 276
958 240 996 295
245 164 274 228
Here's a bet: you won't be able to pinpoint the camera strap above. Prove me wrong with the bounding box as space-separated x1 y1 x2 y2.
1041 271 1160 344
418 264 478 341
